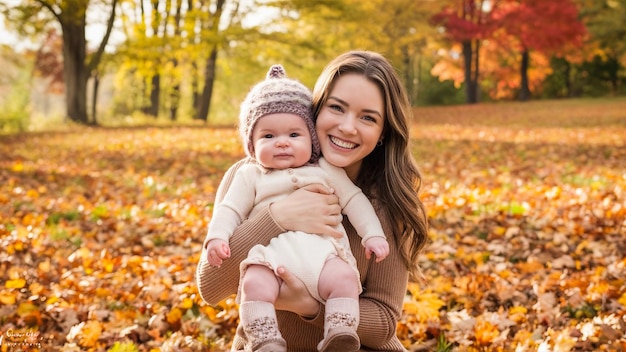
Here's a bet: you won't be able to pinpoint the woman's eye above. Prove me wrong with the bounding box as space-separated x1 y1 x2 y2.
362 115 376 123
328 104 343 112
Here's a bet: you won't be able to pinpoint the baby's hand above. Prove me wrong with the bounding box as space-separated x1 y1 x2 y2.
206 239 231 267
364 237 389 262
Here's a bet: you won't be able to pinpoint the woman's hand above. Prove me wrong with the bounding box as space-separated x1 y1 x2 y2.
274 266 320 317
270 184 343 238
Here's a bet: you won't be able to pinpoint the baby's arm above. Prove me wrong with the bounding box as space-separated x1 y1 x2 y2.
342 193 389 262
205 203 248 263
204 164 257 264
318 158 389 261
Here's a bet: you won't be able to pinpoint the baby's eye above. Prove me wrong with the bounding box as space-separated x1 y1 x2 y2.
289 132 301 138
263 134 274 139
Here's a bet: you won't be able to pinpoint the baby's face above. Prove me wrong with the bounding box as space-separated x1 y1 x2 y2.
251 113 313 169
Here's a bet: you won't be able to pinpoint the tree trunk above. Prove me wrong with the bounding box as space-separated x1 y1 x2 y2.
35 0 116 126
148 74 160 117
608 55 619 95
92 72 99 125
192 61 200 120
519 49 530 101
170 81 179 121
473 39 480 103
61 22 89 124
401 46 414 105
563 59 572 97
462 40 478 104
197 46 218 122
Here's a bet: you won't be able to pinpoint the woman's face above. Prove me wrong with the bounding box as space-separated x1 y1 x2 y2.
315 73 385 180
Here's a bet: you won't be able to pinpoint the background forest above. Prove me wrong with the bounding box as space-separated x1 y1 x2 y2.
0 0 625 131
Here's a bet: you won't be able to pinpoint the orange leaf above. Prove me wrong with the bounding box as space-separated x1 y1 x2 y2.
474 320 500 345
166 307 183 325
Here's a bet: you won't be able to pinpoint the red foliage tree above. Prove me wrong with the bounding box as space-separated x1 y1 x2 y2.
34 28 65 94
496 0 586 100
431 0 503 104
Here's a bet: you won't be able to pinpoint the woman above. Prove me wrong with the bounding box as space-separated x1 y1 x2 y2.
197 50 428 351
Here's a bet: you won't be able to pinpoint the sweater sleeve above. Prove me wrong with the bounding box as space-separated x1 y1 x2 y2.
196 159 285 305
356 217 408 348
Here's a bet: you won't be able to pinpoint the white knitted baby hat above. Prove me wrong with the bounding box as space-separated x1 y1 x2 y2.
239 65 321 163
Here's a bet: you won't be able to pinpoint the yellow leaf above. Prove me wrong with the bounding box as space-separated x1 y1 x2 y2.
166 307 183 324
509 306 527 315
46 295 60 305
102 258 115 273
508 306 528 323
492 226 506 237
16 302 38 316
0 291 17 305
617 292 626 306
29 282 44 295
497 269 513 279
6 278 26 289
95 288 112 298
12 162 24 172
403 285 445 323
180 297 194 309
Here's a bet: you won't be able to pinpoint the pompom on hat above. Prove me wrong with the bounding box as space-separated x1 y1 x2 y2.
239 65 320 163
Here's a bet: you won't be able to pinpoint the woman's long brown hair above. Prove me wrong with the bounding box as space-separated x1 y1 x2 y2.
312 50 429 279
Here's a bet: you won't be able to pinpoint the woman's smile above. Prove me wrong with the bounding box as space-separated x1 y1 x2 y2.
329 136 358 150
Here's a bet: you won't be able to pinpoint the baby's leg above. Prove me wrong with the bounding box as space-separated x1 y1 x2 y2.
317 257 360 352
238 264 286 351
318 257 360 301
240 264 281 303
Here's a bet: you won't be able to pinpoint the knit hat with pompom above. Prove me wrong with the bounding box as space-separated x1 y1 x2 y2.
239 65 320 163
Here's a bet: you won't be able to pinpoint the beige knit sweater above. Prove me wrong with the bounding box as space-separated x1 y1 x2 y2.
196 159 409 351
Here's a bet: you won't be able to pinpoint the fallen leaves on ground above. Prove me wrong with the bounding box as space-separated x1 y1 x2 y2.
1 99 625 351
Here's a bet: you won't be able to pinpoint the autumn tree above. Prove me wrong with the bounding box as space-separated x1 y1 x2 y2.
3 0 118 125
115 0 249 121
342 0 440 104
33 29 65 95
577 0 626 95
431 0 502 104
497 0 586 101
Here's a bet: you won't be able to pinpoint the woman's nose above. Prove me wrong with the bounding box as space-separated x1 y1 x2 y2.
338 115 357 135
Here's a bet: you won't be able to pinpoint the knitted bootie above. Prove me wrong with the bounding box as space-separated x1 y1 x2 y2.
239 301 287 352
317 298 360 352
